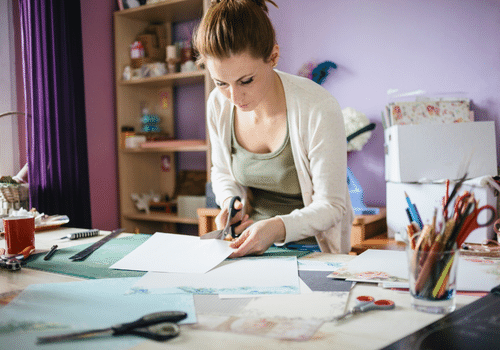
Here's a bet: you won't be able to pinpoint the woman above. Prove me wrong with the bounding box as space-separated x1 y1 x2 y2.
193 0 354 257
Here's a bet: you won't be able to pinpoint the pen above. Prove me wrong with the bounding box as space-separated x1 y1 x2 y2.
404 192 423 229
44 245 58 261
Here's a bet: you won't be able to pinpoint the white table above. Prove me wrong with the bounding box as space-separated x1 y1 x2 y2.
1 228 478 349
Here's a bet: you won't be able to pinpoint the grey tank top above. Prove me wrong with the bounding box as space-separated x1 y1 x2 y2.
231 110 304 222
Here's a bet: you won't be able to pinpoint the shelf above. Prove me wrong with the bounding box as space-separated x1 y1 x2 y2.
115 0 212 235
114 0 204 23
121 139 208 153
124 211 199 225
119 70 207 87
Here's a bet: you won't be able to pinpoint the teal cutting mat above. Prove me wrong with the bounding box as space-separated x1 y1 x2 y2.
263 246 312 258
24 234 150 279
24 234 311 279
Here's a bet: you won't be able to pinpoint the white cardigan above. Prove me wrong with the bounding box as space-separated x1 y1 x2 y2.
207 70 354 254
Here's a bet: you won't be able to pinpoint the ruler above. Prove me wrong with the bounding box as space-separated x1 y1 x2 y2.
69 228 124 261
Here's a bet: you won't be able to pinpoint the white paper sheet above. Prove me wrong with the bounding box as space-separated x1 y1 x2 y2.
110 232 235 274
130 256 300 295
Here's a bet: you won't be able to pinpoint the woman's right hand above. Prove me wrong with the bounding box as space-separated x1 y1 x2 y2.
215 197 253 239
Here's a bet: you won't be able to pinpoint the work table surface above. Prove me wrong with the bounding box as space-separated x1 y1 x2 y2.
1 228 478 350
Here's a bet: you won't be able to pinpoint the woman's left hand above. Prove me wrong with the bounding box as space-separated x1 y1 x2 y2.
229 217 286 258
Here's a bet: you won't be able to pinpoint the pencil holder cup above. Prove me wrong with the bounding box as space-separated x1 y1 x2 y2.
406 245 459 314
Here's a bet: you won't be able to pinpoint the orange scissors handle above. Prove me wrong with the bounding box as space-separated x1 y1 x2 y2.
472 205 496 227
494 219 500 234
460 205 496 238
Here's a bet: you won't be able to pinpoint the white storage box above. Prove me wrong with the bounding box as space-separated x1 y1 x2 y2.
384 121 497 183
386 181 497 243
177 195 206 219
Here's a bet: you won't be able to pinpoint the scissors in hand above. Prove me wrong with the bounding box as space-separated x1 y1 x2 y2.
334 295 395 322
36 311 187 345
201 196 242 240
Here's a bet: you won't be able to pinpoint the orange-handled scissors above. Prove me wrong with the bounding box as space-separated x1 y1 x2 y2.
494 219 500 235
334 295 395 321
457 203 496 246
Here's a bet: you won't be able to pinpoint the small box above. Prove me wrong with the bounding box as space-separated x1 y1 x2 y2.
351 208 387 246
177 195 206 219
136 34 157 57
384 121 497 183
386 181 497 243
387 99 472 125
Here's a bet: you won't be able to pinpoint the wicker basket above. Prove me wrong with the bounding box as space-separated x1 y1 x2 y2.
0 183 29 215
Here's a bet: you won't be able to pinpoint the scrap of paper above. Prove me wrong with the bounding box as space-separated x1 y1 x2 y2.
191 315 323 341
238 292 350 322
110 232 234 274
129 256 300 295
328 250 409 283
298 259 345 271
191 292 350 341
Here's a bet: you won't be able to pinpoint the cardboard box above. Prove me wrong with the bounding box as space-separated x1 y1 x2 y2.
178 195 206 219
386 181 497 243
136 34 163 61
384 121 497 183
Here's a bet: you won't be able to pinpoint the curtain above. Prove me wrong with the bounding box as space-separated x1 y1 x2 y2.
19 0 92 228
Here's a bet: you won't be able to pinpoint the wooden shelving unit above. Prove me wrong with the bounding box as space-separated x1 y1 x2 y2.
114 0 213 234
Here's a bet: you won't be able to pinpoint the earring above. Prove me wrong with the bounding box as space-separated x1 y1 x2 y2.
272 54 279 68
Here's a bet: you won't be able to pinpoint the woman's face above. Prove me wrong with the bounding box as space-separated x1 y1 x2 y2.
205 49 278 112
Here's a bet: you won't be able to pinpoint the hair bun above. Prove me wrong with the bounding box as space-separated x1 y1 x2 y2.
210 0 277 13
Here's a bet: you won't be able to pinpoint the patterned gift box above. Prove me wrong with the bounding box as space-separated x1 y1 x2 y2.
388 99 472 125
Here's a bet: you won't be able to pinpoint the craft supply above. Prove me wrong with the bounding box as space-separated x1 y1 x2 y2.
69 228 124 261
36 311 187 344
201 196 241 240
404 192 423 229
43 245 58 261
406 180 497 314
455 202 495 247
0 245 34 271
3 215 35 254
110 232 234 274
61 229 100 240
334 295 395 321
408 246 459 313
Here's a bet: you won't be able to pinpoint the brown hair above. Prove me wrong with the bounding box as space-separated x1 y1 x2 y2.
193 0 278 65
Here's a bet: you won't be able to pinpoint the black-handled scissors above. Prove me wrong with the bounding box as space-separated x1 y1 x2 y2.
201 195 242 240
36 311 187 345
226 195 243 239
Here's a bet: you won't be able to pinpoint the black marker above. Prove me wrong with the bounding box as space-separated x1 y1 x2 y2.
44 245 58 261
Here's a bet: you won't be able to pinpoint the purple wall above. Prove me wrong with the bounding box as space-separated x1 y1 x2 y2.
81 1 119 230
269 0 500 207
80 0 500 229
